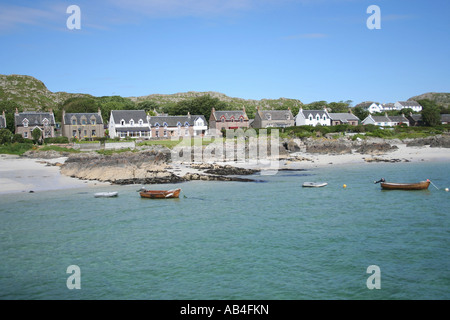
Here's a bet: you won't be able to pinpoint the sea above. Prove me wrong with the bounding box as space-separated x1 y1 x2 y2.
0 161 449 300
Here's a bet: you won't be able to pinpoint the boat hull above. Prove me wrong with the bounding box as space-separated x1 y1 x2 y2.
380 181 430 190
140 188 181 199
302 182 328 188
94 192 119 198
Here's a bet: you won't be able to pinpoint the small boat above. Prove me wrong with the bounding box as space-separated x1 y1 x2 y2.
94 192 119 198
302 182 328 188
140 188 181 199
375 178 430 190
380 181 430 190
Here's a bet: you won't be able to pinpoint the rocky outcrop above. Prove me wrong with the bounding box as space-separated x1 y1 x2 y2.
303 138 353 154
355 142 399 155
405 135 450 148
189 163 259 175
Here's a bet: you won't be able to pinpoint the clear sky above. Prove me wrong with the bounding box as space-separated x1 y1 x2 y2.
1 0 449 105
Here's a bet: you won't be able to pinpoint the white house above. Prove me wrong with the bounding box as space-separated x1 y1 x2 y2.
295 107 331 126
394 101 423 112
364 103 383 114
362 114 395 127
148 113 208 138
108 110 151 139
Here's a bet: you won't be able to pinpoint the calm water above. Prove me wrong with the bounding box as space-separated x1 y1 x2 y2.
0 161 449 300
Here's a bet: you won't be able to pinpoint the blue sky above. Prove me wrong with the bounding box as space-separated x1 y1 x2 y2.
1 0 449 105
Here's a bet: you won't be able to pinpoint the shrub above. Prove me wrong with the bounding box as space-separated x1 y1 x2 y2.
44 136 70 144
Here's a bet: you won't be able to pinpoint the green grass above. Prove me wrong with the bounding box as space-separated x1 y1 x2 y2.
0 143 34 155
39 145 80 153
138 138 218 149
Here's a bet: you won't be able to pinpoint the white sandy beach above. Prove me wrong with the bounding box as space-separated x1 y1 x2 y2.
0 154 108 195
0 144 449 195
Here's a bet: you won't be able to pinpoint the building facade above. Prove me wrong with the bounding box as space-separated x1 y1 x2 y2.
108 110 151 139
14 109 56 139
329 112 360 126
148 114 208 138
0 111 6 129
209 107 249 134
252 107 295 129
62 109 105 140
295 108 331 126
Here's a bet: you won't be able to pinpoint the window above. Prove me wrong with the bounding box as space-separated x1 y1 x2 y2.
221 117 225 123
323 115 327 121
72 130 77 137
240 117 243 123
23 119 29 127
130 120 134 126
155 129 159 137
316 115 320 121
81 118 87 125
91 118 96 125
265 114 271 121
285 114 290 120
72 118 77 125
43 118 49 126
185 125 189 136
120 120 125 126
24 132 28 138
92 130 96 137
309 115 313 121
138 119 143 125
84 130 87 137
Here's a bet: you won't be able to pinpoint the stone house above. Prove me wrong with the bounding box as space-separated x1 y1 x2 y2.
209 107 249 134
252 107 295 129
62 109 105 140
14 109 56 140
329 111 360 126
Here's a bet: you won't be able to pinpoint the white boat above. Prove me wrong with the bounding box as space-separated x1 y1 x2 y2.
302 182 328 188
94 192 119 198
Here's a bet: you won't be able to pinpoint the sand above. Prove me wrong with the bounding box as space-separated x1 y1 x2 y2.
0 143 449 194
0 154 108 195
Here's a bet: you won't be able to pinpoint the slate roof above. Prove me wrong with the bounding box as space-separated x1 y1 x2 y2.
111 110 149 124
389 115 409 123
300 109 329 118
329 113 359 122
397 101 422 108
371 115 392 123
15 112 56 127
258 109 294 121
149 115 207 127
213 110 248 121
63 113 103 125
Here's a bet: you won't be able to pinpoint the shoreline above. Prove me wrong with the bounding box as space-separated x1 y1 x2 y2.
0 143 449 195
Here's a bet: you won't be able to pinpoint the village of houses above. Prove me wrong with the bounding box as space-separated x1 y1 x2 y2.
1 100 449 144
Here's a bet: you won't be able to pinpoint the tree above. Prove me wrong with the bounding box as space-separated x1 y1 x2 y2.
352 106 369 121
0 129 13 144
419 99 441 126
0 100 22 132
172 95 229 120
31 128 42 144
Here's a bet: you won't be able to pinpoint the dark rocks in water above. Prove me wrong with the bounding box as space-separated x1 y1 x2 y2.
305 141 352 154
182 172 264 183
203 165 259 176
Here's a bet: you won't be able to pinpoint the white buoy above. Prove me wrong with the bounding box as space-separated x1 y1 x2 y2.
445 188 449 192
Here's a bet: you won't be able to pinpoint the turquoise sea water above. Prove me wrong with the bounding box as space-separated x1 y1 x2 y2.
0 161 449 300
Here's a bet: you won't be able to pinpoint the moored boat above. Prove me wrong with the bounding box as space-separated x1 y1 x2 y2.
94 192 119 198
379 180 430 190
302 182 328 188
140 188 181 199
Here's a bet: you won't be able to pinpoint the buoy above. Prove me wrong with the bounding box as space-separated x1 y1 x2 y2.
343 184 347 188
445 188 449 192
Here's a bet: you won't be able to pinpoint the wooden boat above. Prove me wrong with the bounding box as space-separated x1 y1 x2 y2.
140 188 181 199
94 192 119 198
380 181 430 190
302 182 328 188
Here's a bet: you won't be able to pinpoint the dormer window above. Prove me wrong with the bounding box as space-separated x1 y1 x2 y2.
138 119 143 125
43 118 49 127
285 114 290 120
316 115 320 121
221 117 225 123
81 118 87 125
323 115 327 121
130 120 134 126
23 119 29 127
72 118 77 125
120 120 125 126
265 114 271 121
309 115 313 121
90 118 96 125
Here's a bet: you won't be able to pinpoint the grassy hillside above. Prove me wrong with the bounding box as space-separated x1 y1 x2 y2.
0 74 92 110
409 92 450 108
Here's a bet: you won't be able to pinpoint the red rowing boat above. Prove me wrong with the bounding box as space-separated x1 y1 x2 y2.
139 188 181 199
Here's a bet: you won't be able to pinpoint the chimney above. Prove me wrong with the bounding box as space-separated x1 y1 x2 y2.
242 106 246 114
2 110 5 118
98 107 101 116
15 108 19 115
188 111 191 119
